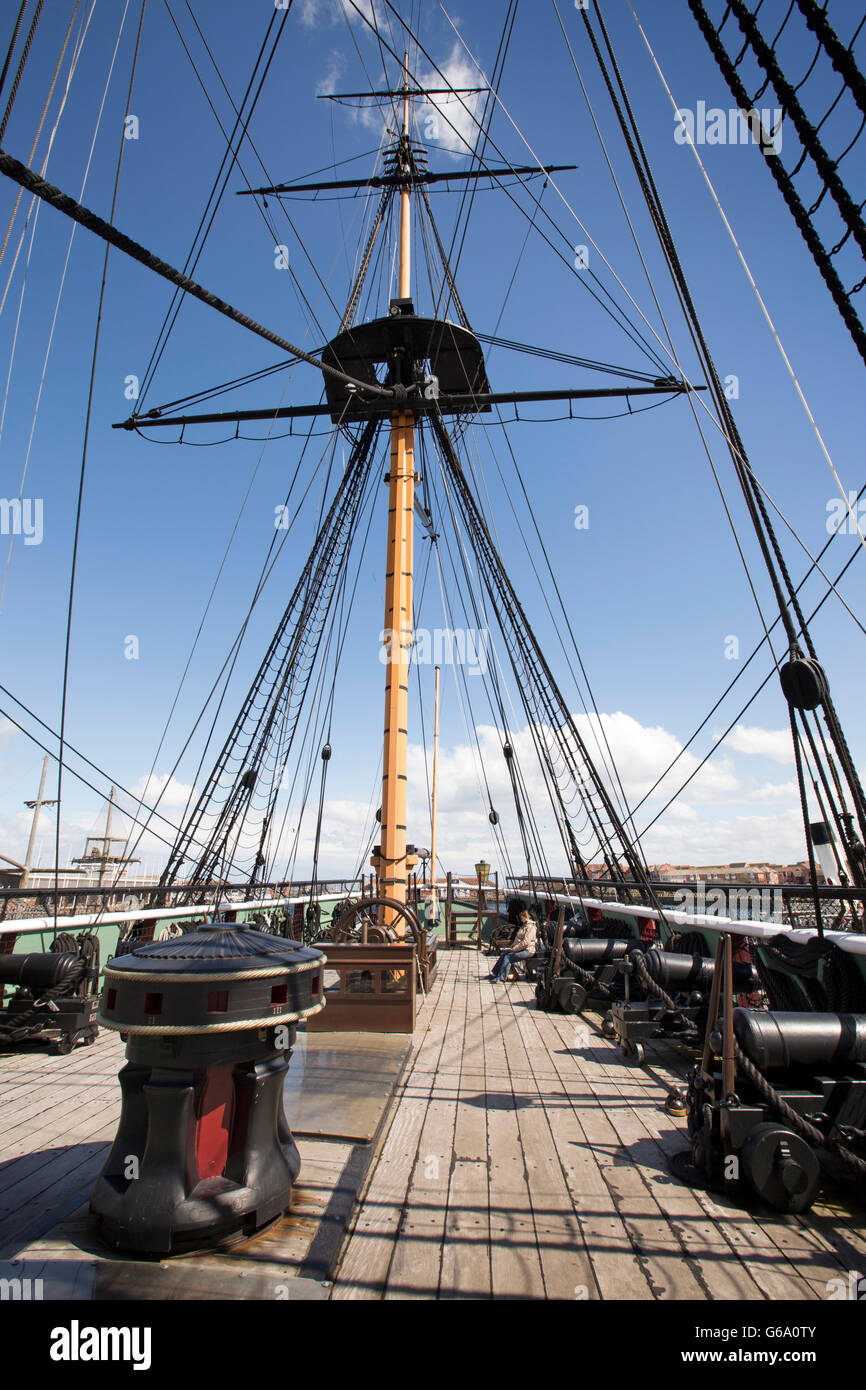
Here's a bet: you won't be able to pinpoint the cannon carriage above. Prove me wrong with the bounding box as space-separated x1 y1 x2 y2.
675 930 866 1212
0 931 100 1055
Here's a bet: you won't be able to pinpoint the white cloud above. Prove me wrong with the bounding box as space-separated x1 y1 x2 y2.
308 25 488 153
572 710 740 806
0 717 16 778
639 808 805 868
415 45 486 157
315 50 346 98
78 715 807 886
300 0 386 31
724 724 792 764
131 772 194 812
744 780 798 804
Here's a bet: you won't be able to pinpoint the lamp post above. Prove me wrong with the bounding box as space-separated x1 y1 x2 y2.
475 858 490 951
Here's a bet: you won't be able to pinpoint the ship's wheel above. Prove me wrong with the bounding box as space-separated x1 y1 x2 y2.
325 895 423 946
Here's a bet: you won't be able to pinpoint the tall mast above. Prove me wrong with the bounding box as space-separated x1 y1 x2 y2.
21 755 56 889
429 664 441 919
399 52 411 299
99 786 116 890
377 52 416 928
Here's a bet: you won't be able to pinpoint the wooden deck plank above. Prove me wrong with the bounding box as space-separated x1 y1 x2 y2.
333 945 462 1300
439 957 491 1299
483 965 546 1300
2 948 862 1302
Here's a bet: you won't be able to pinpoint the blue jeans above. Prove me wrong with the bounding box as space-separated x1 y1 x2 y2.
491 948 532 981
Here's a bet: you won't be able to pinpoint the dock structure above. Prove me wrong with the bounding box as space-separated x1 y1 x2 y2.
0 947 863 1301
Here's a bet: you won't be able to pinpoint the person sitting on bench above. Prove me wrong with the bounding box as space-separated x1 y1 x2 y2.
489 910 537 982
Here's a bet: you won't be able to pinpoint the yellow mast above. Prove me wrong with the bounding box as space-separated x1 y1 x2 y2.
429 663 441 920
376 53 416 930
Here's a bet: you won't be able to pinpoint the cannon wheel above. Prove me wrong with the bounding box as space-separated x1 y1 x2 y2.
535 981 552 1011
621 1039 646 1066
739 1123 821 1213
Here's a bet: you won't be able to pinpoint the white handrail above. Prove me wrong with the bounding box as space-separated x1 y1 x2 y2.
542 890 866 958
0 895 307 938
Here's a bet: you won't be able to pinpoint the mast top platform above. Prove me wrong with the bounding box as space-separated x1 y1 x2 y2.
322 298 490 423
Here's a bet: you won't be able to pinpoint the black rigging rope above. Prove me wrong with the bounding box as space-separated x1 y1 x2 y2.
583 0 866 885
637 529 865 841
0 149 393 399
52 0 146 936
431 408 665 910
0 0 42 143
0 2 28 109
139 1 294 404
163 418 381 893
166 0 354 372
793 0 866 115
688 0 866 364
341 0 672 375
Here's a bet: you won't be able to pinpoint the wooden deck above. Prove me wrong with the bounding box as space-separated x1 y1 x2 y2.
0 1030 406 1297
1 946 864 1301
331 947 866 1300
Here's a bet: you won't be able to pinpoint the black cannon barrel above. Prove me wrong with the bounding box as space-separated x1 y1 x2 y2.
0 951 79 991
733 1009 866 1071
562 938 630 967
639 949 756 993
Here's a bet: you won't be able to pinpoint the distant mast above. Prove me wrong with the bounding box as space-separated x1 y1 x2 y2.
376 52 417 928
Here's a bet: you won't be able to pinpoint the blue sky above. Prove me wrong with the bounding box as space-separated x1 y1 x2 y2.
0 0 864 880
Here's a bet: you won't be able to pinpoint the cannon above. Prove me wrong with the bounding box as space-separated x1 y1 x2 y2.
685 1008 866 1212
0 932 100 1054
609 946 758 1065
536 936 633 1013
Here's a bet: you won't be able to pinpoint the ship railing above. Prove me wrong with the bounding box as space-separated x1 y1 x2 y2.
0 893 315 940
523 887 866 960
506 875 866 932
0 877 366 926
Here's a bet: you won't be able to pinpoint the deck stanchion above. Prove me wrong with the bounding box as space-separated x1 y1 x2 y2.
722 932 736 1100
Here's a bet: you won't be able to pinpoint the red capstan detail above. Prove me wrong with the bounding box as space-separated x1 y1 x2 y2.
195 1065 236 1181
734 938 760 1007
